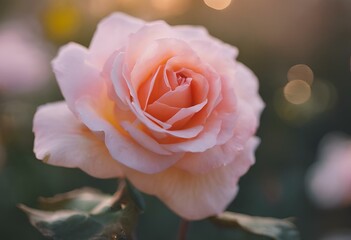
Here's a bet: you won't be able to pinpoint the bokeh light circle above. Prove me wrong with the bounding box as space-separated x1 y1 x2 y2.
287 64 314 85
284 79 311 105
204 0 232 10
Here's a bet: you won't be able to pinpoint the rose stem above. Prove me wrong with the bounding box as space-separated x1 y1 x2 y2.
177 219 190 240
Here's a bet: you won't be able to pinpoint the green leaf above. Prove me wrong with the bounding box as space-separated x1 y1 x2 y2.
19 181 141 240
37 188 112 213
125 181 145 211
210 212 300 240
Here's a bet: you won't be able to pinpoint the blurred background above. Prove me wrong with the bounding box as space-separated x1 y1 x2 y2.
0 0 350 239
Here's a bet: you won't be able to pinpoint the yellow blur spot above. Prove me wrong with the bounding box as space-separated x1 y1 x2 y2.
204 0 232 10
42 3 81 42
287 64 314 85
151 0 190 15
284 80 311 105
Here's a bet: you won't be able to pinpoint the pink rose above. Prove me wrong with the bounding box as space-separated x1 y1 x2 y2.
33 13 264 220
306 133 351 208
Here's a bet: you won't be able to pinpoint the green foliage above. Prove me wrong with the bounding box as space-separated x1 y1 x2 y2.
211 212 300 240
19 182 141 240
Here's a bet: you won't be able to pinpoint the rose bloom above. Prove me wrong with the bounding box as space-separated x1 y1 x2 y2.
0 20 50 94
33 13 264 220
306 133 351 209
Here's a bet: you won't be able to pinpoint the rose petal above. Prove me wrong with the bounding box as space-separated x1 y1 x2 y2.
129 100 204 138
162 117 222 153
138 66 163 110
234 63 265 117
189 40 264 118
130 38 193 93
173 25 239 59
89 12 144 67
52 43 104 115
124 137 259 220
146 101 179 122
173 104 259 174
120 121 172 155
156 83 192 109
33 102 124 178
125 21 175 70
108 51 132 107
76 97 183 174
166 100 207 126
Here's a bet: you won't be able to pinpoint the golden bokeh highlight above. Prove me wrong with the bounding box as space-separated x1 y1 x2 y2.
287 64 314 85
151 0 190 15
204 0 232 10
42 2 81 42
284 79 311 105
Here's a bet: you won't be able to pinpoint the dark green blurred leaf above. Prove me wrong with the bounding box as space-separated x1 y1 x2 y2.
19 182 141 240
211 212 300 240
125 181 145 211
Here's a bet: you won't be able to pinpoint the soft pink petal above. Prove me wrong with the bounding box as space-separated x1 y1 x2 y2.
224 100 258 149
173 106 260 173
129 100 204 138
146 101 179 122
130 38 193 92
187 71 209 104
33 102 124 178
138 66 163 110
120 121 172 155
76 97 183 174
157 84 192 109
164 54 222 119
125 21 175 70
190 40 264 118
142 65 170 107
166 100 207 126
124 137 259 220
173 25 209 40
52 43 104 115
103 51 130 108
160 99 255 158
89 12 144 67
161 116 221 152
234 63 265 117
176 29 238 60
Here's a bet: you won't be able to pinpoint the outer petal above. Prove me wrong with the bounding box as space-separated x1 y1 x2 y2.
33 102 124 178
234 63 265 117
125 137 260 220
52 43 104 115
174 25 238 60
89 12 145 67
174 113 257 174
190 40 264 119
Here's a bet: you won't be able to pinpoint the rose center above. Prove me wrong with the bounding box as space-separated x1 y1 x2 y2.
176 72 191 86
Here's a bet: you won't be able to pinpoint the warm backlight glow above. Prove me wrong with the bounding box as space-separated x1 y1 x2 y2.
86 0 119 18
287 64 314 85
284 80 311 105
151 0 189 15
204 0 232 10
